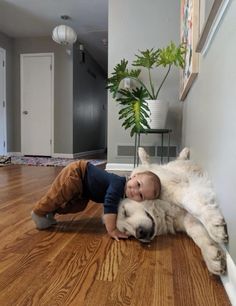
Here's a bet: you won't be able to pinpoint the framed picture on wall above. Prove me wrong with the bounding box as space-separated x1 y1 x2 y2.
196 0 230 53
180 0 200 101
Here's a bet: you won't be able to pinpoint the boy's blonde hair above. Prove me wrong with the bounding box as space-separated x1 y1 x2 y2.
137 171 161 199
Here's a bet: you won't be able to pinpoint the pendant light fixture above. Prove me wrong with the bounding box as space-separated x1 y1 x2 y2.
52 15 77 46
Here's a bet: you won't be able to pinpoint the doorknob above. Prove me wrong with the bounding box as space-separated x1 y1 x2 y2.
23 111 28 115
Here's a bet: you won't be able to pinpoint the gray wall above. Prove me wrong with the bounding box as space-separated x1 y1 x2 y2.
108 0 181 164
0 34 107 155
182 1 236 262
73 43 107 154
0 32 15 151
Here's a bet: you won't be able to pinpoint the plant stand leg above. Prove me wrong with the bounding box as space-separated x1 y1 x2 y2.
137 133 140 166
134 133 137 167
168 130 171 162
161 133 164 164
133 133 141 167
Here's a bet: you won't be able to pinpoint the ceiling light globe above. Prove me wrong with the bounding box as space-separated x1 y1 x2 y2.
52 25 77 45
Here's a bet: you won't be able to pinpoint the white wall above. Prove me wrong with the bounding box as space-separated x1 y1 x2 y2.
108 0 181 164
182 1 236 262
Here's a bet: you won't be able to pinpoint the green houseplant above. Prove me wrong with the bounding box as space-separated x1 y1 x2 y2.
107 42 185 136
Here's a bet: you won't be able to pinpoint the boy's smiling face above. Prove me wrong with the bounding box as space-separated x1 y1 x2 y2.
125 173 158 202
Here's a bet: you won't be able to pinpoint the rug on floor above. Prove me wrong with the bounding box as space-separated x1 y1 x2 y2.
0 156 11 166
6 156 106 167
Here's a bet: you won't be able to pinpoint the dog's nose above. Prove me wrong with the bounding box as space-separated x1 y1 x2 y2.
136 226 150 241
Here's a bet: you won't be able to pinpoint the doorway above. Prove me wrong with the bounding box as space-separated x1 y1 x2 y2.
20 53 54 156
0 47 6 155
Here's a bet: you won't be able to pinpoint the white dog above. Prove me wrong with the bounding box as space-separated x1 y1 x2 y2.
117 148 228 275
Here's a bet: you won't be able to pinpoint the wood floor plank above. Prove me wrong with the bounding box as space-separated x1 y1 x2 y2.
0 164 231 306
153 236 175 306
83 280 113 306
0 217 34 253
12 236 112 305
172 234 199 306
172 234 230 306
103 239 142 306
182 234 230 306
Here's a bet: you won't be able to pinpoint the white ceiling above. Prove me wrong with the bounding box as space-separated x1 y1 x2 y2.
0 0 108 71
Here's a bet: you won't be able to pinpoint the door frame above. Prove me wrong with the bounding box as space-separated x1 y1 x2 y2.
20 53 54 156
0 47 7 154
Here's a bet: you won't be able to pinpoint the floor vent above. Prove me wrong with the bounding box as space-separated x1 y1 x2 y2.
156 146 177 157
117 146 155 156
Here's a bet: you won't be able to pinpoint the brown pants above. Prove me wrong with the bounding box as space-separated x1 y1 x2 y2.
33 160 89 216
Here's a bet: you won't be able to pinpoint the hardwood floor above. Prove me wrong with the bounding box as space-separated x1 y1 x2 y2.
0 164 231 306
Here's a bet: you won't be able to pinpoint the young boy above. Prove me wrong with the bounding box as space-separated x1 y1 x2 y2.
31 160 161 240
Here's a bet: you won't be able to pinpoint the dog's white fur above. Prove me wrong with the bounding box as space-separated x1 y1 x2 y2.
117 148 228 275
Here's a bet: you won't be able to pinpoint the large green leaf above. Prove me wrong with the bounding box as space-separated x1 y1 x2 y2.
157 42 186 68
115 87 150 137
133 48 160 69
107 59 141 98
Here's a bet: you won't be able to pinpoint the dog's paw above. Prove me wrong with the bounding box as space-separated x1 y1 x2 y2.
202 244 226 275
204 215 228 244
178 148 190 160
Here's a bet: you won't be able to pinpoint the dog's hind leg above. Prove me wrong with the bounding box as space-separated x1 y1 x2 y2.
180 188 228 244
138 147 150 165
200 204 228 244
183 213 226 275
177 147 190 160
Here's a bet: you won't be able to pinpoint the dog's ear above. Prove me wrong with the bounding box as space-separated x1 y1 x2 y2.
143 200 157 215
147 200 166 219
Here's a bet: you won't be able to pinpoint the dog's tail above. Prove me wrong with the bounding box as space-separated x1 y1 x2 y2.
138 147 150 165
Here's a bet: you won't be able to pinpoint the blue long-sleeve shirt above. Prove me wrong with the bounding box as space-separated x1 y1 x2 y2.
83 162 126 214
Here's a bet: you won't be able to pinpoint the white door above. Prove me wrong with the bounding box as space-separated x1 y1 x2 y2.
0 47 6 155
21 53 54 156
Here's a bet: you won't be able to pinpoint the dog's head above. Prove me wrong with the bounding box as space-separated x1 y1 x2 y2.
117 198 157 243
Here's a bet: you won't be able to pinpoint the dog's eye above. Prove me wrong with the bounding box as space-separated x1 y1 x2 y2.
123 207 129 218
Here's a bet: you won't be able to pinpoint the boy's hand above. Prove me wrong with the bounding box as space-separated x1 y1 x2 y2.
108 228 129 241
103 213 129 241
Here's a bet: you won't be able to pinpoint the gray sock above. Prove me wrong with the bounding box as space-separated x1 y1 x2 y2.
46 212 58 225
31 211 55 230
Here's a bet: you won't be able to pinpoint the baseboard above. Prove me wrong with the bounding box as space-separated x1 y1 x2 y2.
52 153 74 158
73 149 106 158
221 246 236 306
8 152 75 158
106 163 134 171
52 149 106 159
8 152 22 156
8 150 105 159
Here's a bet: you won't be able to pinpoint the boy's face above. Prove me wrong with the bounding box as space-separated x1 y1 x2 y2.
125 173 157 202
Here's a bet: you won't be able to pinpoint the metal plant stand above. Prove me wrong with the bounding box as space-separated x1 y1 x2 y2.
134 129 172 167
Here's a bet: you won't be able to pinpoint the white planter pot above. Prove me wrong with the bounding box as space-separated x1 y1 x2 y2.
146 99 169 129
